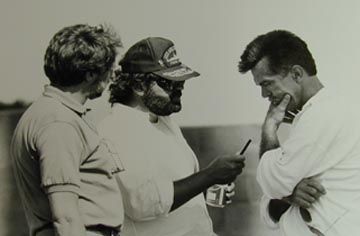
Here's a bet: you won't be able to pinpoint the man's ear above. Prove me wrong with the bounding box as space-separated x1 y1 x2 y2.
291 65 304 83
85 72 97 84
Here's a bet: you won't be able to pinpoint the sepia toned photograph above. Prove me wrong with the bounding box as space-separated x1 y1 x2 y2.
2 1 360 235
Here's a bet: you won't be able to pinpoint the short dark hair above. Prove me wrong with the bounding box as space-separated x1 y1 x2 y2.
44 24 122 87
238 30 317 76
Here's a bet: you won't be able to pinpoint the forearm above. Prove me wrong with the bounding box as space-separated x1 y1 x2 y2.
48 192 86 236
260 121 280 158
171 169 214 211
53 217 86 236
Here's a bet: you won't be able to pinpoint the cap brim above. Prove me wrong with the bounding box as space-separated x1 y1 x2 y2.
152 64 200 81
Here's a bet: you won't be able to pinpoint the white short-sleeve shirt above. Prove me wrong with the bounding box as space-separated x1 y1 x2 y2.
98 104 215 236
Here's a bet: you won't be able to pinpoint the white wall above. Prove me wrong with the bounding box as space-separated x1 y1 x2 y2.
1 0 360 126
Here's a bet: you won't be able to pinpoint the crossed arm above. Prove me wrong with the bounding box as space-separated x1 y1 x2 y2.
259 95 325 222
267 178 325 222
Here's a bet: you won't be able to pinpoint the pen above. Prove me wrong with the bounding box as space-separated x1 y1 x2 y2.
239 139 252 155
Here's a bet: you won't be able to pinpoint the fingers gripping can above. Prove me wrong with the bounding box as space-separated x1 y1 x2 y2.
206 184 227 208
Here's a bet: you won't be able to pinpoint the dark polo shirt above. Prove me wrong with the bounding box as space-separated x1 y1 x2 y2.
10 85 124 236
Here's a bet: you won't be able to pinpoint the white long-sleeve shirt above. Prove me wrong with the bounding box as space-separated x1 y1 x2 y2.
257 89 360 235
98 104 215 236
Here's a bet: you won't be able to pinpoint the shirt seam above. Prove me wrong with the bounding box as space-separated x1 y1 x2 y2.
34 120 87 163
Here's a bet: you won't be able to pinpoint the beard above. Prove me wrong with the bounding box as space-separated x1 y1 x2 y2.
143 90 182 116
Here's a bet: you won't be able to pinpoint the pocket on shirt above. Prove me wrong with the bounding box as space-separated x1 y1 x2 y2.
308 200 348 235
83 139 125 178
322 209 357 235
101 138 125 175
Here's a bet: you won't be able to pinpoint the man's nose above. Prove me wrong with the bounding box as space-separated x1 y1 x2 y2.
173 81 185 90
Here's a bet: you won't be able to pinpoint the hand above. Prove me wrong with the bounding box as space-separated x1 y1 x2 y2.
224 182 235 204
264 94 291 128
206 154 245 185
283 177 326 208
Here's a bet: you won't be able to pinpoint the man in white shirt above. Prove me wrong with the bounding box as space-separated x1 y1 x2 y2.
98 37 245 236
238 30 360 235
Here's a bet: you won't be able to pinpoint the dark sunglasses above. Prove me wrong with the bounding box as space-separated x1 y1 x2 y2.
152 77 184 91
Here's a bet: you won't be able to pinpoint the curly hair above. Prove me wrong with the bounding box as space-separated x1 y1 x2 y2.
238 30 317 76
109 72 155 105
44 24 122 87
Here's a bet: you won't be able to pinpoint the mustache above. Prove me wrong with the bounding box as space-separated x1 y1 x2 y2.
170 90 182 99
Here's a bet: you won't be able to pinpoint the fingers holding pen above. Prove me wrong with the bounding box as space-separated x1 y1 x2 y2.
206 155 245 184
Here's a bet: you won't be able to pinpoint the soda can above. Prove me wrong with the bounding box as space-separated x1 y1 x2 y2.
206 184 227 208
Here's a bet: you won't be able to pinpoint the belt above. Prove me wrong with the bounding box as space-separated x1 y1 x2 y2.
86 225 120 236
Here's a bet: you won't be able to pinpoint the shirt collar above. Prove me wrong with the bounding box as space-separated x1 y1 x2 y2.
302 87 327 110
293 87 327 122
43 85 90 115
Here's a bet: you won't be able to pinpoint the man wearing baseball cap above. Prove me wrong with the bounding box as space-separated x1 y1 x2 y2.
98 37 245 236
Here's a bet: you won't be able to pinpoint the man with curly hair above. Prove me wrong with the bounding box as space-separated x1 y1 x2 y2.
98 37 246 236
11 24 124 236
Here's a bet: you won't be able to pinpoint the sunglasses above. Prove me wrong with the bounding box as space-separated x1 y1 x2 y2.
152 77 184 91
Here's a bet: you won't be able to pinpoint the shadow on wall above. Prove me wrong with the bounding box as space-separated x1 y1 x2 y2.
0 109 289 236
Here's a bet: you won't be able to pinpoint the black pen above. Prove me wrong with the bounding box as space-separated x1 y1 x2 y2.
239 139 252 155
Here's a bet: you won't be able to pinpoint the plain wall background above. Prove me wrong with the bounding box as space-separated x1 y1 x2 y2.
1 0 360 126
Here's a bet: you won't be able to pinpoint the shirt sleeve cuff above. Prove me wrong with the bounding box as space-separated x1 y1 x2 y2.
44 183 80 195
260 195 280 229
153 176 174 215
257 148 293 199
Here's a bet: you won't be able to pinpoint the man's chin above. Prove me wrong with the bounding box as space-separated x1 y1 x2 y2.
171 104 182 113
150 105 181 116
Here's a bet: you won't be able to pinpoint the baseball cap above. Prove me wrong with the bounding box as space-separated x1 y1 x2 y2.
120 37 200 81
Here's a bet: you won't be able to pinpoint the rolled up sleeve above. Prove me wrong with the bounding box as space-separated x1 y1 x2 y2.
257 141 327 199
116 174 174 221
257 148 295 199
36 122 83 195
